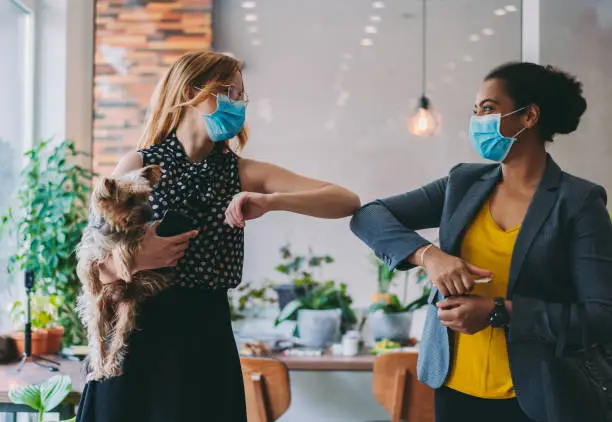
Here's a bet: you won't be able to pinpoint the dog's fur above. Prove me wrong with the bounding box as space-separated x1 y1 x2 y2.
76 165 168 380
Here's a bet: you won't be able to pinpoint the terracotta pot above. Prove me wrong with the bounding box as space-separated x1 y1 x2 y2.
12 329 49 356
46 325 65 354
371 292 393 304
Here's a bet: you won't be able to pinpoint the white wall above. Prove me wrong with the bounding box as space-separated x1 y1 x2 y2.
215 0 523 307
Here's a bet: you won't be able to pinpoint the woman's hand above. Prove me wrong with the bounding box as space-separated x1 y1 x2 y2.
420 246 492 296
437 295 494 334
225 192 271 228
132 221 199 273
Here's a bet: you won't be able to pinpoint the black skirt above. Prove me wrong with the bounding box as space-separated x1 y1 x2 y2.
76 287 246 422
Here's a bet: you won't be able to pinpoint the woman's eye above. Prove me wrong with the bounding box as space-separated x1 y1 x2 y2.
483 105 494 113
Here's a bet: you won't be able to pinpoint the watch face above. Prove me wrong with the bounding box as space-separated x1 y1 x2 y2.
490 298 509 328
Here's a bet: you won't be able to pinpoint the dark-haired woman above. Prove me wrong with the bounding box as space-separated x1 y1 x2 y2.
351 62 612 422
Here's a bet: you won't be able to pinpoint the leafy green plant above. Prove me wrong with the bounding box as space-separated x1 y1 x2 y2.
10 294 59 329
370 254 400 294
274 281 357 334
369 267 432 314
0 140 93 346
274 244 334 290
229 281 277 321
8 374 74 422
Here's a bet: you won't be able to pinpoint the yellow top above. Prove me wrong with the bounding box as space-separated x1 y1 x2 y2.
444 200 519 399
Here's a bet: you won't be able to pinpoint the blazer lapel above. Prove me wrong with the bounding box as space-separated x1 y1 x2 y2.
507 155 562 296
444 166 501 255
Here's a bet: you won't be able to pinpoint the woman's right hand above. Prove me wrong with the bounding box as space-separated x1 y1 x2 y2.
418 246 492 297
132 221 198 273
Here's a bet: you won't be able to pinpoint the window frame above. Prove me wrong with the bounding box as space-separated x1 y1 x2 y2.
10 0 37 153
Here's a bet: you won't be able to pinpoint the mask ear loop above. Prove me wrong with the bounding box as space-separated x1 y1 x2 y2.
501 106 529 141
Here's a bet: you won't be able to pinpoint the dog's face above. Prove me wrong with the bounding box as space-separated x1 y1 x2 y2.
92 165 162 230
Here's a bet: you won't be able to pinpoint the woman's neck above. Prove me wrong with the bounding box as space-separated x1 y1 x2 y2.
501 141 548 189
175 113 214 162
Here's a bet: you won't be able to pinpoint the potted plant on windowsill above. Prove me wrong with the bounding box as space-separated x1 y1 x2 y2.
274 281 357 348
368 267 431 344
229 281 277 321
271 244 334 310
0 140 92 348
370 254 401 304
10 294 65 355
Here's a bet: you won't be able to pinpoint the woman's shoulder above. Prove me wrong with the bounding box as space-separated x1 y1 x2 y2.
447 162 498 181
112 150 143 177
559 170 607 204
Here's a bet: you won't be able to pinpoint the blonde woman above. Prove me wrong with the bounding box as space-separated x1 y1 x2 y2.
76 51 360 422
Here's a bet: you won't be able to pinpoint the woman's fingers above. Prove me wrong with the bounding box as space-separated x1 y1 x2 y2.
460 272 474 293
465 262 492 277
225 200 240 227
444 277 458 296
234 194 247 226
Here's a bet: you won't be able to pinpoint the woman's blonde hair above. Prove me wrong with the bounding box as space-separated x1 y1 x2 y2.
138 50 247 150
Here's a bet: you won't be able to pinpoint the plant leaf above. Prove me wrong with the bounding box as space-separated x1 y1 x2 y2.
40 374 72 412
274 299 303 326
8 384 42 411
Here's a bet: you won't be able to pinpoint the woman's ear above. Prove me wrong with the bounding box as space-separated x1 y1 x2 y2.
524 104 540 129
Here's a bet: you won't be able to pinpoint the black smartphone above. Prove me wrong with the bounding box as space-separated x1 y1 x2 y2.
156 210 198 238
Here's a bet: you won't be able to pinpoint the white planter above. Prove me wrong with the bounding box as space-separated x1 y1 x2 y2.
369 311 413 342
297 309 341 349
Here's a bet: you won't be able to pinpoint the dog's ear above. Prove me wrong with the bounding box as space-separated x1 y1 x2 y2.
140 165 162 186
99 178 117 198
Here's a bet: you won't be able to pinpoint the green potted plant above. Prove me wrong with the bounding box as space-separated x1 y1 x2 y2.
0 140 92 347
9 374 75 422
275 281 357 348
369 254 401 304
10 294 65 355
271 244 334 310
368 267 431 343
229 281 277 321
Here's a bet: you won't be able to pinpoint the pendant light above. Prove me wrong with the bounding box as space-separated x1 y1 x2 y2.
408 0 441 137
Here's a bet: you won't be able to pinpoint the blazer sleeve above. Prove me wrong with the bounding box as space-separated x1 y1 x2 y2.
510 185 612 345
350 166 455 272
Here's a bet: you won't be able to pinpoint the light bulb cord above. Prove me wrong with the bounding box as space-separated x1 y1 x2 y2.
421 0 427 97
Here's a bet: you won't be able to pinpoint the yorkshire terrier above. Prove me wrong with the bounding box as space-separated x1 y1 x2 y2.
76 165 168 380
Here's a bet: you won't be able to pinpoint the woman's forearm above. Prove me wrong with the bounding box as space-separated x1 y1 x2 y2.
266 185 360 218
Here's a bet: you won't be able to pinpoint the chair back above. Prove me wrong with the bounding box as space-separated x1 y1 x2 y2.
241 357 291 422
372 352 434 422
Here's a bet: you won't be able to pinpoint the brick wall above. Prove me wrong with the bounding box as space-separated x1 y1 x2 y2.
93 0 212 176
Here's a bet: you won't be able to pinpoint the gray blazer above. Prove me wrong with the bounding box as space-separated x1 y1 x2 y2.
350 155 612 421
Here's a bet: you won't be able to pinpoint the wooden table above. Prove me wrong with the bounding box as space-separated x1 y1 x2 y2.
0 350 417 418
273 353 376 371
272 348 418 371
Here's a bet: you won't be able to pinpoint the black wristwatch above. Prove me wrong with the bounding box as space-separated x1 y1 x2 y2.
489 297 510 328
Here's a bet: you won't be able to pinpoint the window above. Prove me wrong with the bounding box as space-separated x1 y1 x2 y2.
0 0 35 331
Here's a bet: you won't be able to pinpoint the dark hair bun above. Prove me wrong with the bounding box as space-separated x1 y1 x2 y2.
486 62 587 140
542 65 587 135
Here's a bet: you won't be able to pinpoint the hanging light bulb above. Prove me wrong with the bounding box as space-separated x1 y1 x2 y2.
408 96 441 137
408 0 442 138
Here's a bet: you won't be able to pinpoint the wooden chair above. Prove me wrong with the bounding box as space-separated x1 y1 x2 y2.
241 357 291 422
372 352 434 422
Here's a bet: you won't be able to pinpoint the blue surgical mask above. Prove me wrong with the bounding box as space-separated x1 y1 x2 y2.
469 108 527 162
202 94 247 142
